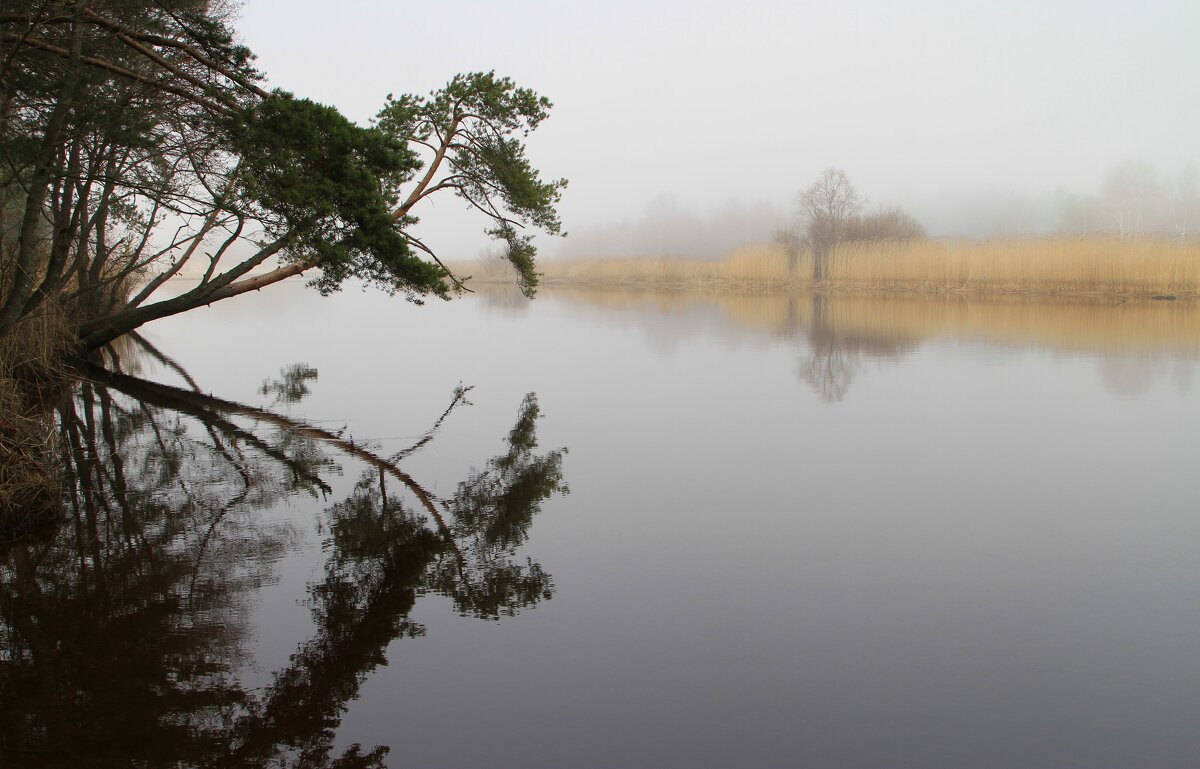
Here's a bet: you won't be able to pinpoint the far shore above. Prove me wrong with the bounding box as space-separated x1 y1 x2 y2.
452 236 1200 302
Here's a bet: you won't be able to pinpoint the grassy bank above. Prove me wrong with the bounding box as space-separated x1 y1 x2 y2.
0 309 74 539
460 236 1200 299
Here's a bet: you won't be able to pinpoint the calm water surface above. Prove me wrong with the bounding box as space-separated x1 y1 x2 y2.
3 283 1199 768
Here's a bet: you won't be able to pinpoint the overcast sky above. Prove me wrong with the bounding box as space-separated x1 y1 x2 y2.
236 0 1199 255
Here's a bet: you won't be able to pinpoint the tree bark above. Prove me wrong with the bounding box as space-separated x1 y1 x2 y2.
75 238 306 350
0 11 85 335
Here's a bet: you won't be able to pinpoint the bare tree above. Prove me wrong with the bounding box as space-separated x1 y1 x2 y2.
796 168 864 281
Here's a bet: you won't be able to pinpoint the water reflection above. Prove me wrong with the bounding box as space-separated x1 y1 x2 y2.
0 354 567 768
537 286 1200 399
797 293 914 401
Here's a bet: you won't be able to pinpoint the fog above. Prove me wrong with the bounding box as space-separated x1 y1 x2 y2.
237 0 1198 257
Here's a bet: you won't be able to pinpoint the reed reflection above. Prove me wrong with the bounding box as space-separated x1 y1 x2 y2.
540 286 1200 400
796 293 913 401
0 349 567 769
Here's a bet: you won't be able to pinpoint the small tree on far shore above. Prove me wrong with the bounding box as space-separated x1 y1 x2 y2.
796 168 864 281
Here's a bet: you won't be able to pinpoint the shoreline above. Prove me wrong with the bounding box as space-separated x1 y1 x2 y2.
466 276 1199 303
453 236 1200 303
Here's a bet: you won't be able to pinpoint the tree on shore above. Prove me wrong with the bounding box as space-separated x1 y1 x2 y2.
0 2 565 352
796 168 863 281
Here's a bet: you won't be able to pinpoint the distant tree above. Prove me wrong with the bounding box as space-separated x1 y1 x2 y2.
796 168 864 280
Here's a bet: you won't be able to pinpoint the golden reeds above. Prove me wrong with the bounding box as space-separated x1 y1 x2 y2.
0 306 73 537
458 237 1200 299
454 242 791 290
825 237 1200 296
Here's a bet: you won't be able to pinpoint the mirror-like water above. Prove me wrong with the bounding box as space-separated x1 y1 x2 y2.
3 283 1199 768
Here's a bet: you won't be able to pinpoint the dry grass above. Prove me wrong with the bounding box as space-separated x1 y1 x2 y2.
0 306 73 539
454 242 791 290
826 237 1200 296
458 237 1200 299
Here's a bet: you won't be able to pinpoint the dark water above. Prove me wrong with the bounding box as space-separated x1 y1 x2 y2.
3 283 1199 768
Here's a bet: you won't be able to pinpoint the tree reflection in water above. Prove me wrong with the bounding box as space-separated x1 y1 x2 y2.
796 294 912 402
0 351 567 769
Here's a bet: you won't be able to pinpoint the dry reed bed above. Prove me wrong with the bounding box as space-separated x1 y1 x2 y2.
460 237 1200 298
459 244 791 289
826 238 1200 296
0 308 74 536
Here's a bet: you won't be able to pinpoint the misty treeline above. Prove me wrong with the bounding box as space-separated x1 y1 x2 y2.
555 191 923 265
911 160 1200 240
558 196 782 262
556 159 1200 267
0 1 564 357
553 169 926 270
1056 160 1200 238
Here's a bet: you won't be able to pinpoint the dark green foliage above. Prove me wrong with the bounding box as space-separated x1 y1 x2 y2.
489 224 540 297
0 0 268 335
1 6 564 347
259 362 319 405
231 94 449 298
328 488 438 569
377 71 566 297
432 393 568 618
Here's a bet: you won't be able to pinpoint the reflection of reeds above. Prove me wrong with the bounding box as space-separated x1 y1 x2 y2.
459 237 1200 299
523 285 1200 354
809 292 1200 353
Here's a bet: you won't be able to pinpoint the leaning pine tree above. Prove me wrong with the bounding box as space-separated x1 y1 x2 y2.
0 1 566 355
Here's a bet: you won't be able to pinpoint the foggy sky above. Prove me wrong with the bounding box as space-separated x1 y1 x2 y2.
237 0 1199 257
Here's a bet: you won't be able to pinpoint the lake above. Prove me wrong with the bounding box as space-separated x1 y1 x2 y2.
3 283 1199 768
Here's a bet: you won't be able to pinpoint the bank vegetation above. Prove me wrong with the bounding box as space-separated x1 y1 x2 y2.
1 1 566 528
463 236 1200 300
